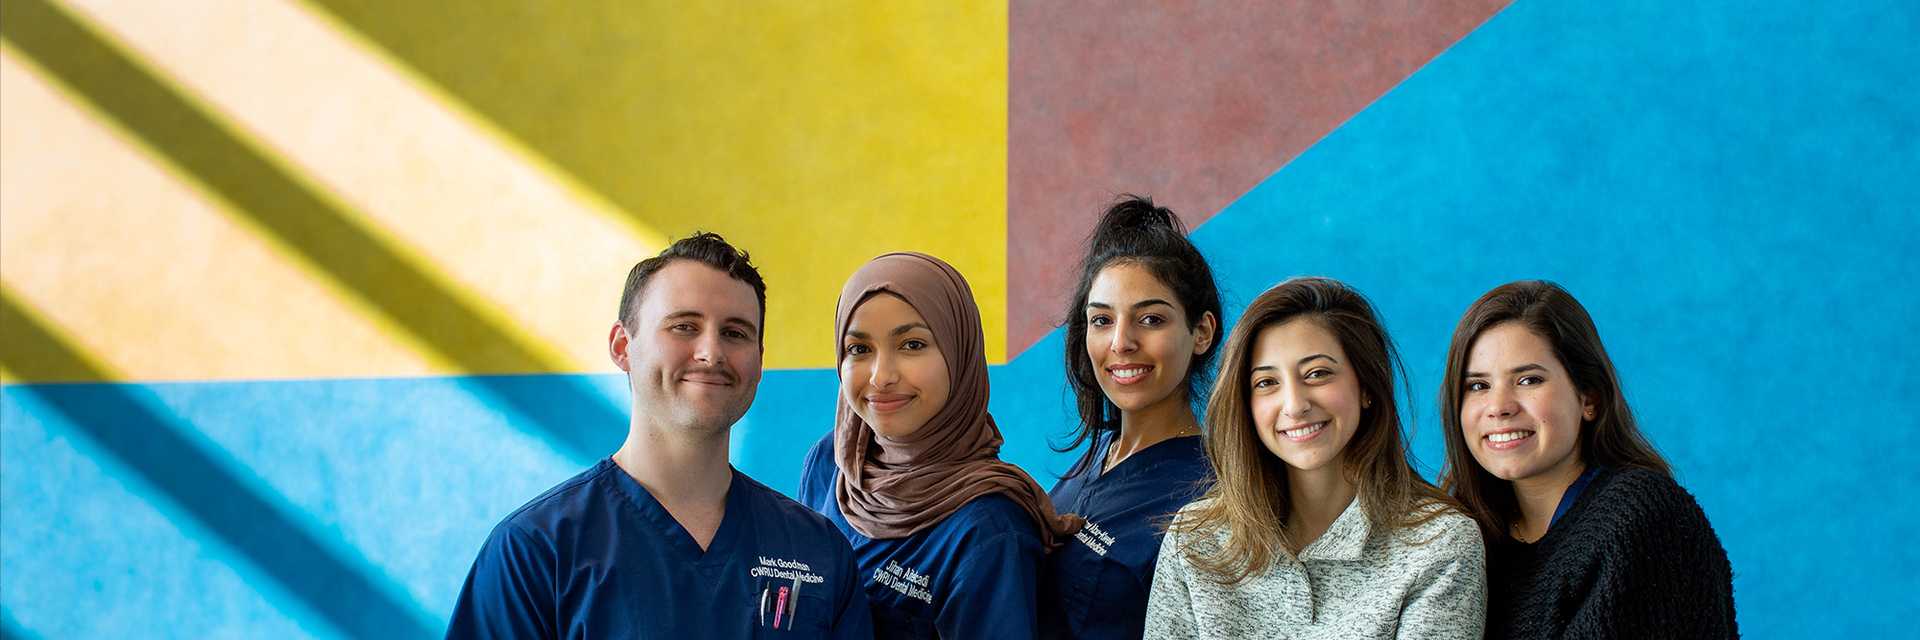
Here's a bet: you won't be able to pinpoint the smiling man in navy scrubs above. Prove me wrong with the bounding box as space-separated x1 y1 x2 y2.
447 233 872 639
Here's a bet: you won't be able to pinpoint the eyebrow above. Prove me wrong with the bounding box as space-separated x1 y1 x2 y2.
665 310 759 334
1250 353 1336 373
845 322 932 340
1464 363 1547 378
1086 298 1176 311
721 317 759 335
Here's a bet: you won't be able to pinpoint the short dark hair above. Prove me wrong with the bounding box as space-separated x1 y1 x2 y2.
617 232 767 338
1058 195 1224 476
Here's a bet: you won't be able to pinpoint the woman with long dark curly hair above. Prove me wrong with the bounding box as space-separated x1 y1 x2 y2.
1040 195 1221 639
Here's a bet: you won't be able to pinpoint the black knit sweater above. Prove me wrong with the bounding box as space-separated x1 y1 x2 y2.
1484 466 1738 639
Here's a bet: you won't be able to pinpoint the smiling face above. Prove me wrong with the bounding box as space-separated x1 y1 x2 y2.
1248 318 1364 472
840 293 952 439
609 260 764 434
1084 262 1215 419
1460 321 1594 484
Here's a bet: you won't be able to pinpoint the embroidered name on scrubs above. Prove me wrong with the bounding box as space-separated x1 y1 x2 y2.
871 560 935 604
753 556 827 584
754 556 829 630
1075 520 1118 556
1040 434 1212 640
447 461 874 638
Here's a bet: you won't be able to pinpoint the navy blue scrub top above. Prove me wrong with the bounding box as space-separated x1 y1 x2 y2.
1040 433 1211 640
1550 465 1603 527
797 433 1045 639
446 459 873 639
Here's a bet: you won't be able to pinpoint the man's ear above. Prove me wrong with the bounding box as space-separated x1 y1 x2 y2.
609 322 632 372
1192 310 1219 355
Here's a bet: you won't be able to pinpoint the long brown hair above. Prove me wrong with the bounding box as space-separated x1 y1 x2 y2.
1171 277 1455 584
1437 280 1671 544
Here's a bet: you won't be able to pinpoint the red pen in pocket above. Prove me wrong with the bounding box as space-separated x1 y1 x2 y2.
773 585 790 630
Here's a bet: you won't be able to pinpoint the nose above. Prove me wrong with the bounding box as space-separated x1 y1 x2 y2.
867 350 900 388
1485 385 1518 419
692 330 726 366
1280 382 1312 420
1108 322 1138 356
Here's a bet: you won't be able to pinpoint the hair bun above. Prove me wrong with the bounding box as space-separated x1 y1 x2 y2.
1090 194 1187 254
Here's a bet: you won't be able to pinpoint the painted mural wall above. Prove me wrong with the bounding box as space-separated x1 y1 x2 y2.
3 0 1914 637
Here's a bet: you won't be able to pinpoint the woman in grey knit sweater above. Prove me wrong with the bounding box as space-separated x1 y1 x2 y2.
1145 278 1486 639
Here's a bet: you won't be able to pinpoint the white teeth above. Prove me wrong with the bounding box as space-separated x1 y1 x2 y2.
1111 367 1148 380
1488 431 1534 443
1283 422 1326 438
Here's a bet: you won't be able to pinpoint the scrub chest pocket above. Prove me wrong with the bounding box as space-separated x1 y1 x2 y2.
745 576 834 636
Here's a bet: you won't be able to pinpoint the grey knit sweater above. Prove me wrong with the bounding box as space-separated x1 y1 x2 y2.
1144 497 1486 639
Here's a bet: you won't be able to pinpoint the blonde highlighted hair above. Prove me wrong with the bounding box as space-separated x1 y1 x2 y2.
1169 277 1456 584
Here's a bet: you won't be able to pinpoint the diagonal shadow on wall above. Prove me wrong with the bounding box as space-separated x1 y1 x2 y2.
0 607 39 640
0 0 623 463
302 0 878 240
0 290 436 639
300 1 1020 370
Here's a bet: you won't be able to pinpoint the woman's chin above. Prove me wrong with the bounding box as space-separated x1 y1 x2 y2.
866 418 929 440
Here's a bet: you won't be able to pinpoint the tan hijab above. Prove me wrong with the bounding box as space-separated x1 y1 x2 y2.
832 252 1081 547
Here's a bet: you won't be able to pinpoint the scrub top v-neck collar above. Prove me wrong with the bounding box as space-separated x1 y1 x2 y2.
603 458 748 567
1549 465 1603 528
1089 431 1204 483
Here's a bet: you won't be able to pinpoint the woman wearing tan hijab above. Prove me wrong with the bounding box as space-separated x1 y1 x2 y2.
797 252 1080 639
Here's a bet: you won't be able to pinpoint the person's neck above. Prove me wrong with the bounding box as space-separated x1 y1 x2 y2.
1510 457 1588 543
1285 462 1357 552
611 415 733 548
1108 393 1198 470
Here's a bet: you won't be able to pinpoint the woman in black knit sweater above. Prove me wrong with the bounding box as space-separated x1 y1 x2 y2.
1437 281 1736 639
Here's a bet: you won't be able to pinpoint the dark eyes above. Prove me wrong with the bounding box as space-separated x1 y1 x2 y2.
1464 376 1546 392
844 339 928 357
1251 368 1333 390
674 322 751 341
1087 314 1166 328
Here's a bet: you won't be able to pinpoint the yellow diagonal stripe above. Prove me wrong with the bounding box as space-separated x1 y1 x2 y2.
55 0 663 375
5 0 1009 379
2 45 440 383
302 0 1009 367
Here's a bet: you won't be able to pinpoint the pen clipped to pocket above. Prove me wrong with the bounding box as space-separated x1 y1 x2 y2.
756 574 806 630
